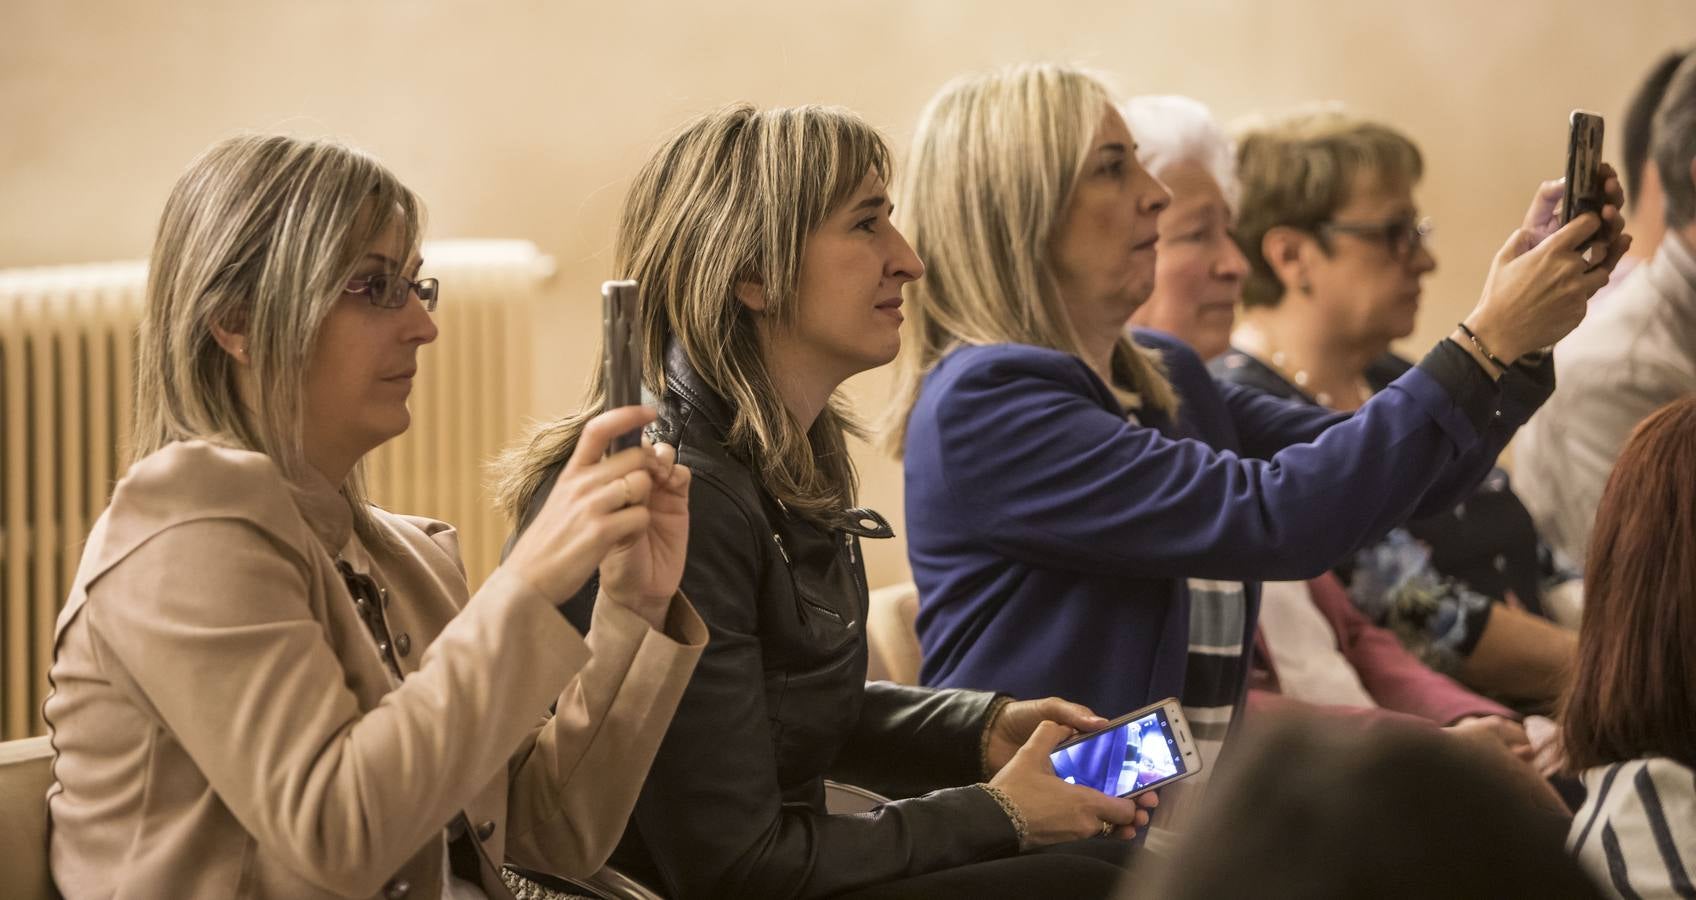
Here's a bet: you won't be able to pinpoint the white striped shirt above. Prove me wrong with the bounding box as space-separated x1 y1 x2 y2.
1569 757 1696 899
1146 577 1247 847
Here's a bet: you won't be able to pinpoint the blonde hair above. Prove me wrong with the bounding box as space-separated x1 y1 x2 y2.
493 104 890 526
883 63 1177 455
1233 107 1423 308
134 134 422 542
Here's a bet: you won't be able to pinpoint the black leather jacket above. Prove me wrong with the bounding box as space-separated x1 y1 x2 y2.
519 342 1016 899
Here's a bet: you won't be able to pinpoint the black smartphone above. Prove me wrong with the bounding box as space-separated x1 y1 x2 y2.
1049 697 1203 799
601 279 643 454
1561 110 1605 226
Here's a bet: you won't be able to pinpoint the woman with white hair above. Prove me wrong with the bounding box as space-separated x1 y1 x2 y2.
1122 94 1249 362
889 64 1627 821
44 134 707 899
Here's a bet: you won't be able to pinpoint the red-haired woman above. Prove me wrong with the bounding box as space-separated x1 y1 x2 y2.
1562 395 1696 899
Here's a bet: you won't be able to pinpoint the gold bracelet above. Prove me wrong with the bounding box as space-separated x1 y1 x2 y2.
979 695 1015 779
978 783 1030 850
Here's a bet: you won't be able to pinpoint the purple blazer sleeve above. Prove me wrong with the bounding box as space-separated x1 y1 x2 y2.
1213 347 1553 524
918 344 1493 583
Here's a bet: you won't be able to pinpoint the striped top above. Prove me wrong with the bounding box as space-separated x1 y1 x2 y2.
1113 403 1248 782
1147 577 1246 837
1569 757 1696 899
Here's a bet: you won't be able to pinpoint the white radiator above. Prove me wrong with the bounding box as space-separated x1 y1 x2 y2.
0 240 549 739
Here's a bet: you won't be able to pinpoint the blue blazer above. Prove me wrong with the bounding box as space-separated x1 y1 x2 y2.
902 330 1545 718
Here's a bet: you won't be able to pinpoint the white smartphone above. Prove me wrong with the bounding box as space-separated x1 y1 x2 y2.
1049 697 1202 798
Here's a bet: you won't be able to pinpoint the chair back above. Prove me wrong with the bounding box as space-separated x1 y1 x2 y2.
0 736 58 900
866 582 922 685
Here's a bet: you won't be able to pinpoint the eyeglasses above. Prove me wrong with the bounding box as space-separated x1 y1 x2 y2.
344 273 440 311
1317 216 1433 262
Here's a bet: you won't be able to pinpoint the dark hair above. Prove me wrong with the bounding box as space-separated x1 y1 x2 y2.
1623 49 1690 211
1561 395 1696 772
1139 714 1601 900
1655 51 1696 228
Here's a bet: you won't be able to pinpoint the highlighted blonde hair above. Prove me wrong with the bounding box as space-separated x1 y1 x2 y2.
883 63 1177 455
135 134 422 542
494 104 890 526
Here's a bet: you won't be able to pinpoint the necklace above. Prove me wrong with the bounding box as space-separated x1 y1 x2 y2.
1233 324 1374 411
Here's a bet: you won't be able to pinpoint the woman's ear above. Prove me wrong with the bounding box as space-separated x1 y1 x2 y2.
1261 226 1312 297
734 278 768 312
210 323 249 366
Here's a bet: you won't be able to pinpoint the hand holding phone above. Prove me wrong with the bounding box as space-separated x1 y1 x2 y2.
1050 697 1202 799
601 279 644 454
989 720 1159 847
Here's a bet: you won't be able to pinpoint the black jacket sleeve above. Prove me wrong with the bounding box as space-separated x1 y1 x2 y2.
627 477 1016 900
829 682 1001 800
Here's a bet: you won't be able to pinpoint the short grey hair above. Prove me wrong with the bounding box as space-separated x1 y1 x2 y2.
1656 52 1696 227
1120 95 1239 214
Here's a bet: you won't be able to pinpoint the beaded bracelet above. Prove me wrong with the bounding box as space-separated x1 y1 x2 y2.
1455 322 1509 374
978 783 1030 849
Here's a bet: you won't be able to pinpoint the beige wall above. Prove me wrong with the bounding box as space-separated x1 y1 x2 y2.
4 0 1690 588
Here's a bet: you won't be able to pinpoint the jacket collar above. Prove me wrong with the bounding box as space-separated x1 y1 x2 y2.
658 336 894 540
662 337 734 435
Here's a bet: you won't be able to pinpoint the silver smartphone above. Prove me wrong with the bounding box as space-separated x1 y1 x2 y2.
601 279 643 454
1050 697 1202 799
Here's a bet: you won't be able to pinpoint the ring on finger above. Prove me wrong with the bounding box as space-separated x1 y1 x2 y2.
619 474 633 508
1097 820 1112 839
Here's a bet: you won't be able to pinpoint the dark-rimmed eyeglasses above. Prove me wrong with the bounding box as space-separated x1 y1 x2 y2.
1317 216 1433 263
344 273 440 311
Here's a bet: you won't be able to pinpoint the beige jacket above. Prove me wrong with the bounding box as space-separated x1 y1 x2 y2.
44 441 706 899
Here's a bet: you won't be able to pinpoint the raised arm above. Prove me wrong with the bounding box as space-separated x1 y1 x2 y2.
503 585 706 875
85 521 593 898
1208 343 1554 520
916 341 1496 584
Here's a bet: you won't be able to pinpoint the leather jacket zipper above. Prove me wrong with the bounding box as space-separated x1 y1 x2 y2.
772 532 848 626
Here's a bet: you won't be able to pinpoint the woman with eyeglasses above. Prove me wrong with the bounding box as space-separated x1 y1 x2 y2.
43 134 706 899
1118 95 1537 754
888 64 1627 826
1212 109 1579 709
496 104 1153 900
